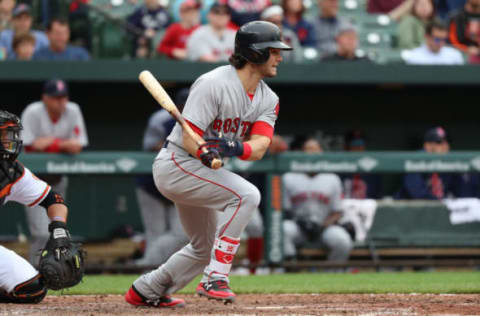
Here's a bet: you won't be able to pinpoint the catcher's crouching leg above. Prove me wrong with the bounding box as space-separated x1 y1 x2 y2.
0 274 47 304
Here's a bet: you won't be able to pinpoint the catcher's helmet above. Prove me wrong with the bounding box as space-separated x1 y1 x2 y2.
235 21 292 64
0 110 22 161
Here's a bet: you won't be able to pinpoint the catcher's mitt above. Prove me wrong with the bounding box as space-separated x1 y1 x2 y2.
39 221 85 291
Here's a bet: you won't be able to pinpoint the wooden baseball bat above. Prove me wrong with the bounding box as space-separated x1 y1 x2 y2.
139 70 222 170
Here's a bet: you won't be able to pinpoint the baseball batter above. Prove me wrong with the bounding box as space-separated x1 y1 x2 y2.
125 21 292 308
0 111 80 303
283 138 353 263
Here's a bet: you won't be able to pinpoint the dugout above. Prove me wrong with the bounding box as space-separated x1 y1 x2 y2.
2 61 480 269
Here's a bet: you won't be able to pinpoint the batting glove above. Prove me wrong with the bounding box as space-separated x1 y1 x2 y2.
204 136 244 158
199 148 222 169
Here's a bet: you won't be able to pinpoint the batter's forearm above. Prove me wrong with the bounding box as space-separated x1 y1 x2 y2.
244 135 270 161
183 132 201 158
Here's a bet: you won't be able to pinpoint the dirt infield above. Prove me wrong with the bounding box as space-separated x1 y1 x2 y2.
1 294 479 315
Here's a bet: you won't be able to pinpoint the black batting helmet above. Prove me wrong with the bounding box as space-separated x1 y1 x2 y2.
234 21 292 64
0 110 23 161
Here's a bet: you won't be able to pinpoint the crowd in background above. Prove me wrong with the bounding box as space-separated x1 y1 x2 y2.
0 0 479 64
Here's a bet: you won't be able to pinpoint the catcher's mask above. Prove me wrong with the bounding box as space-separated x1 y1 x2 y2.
0 110 23 161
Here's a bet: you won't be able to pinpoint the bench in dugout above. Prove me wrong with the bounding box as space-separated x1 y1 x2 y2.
296 200 480 269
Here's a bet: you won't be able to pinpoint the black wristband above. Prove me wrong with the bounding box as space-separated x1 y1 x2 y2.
48 221 68 233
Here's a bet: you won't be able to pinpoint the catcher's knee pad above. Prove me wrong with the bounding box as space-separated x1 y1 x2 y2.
1 274 47 304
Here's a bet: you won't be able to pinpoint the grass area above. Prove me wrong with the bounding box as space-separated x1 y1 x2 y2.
52 271 480 295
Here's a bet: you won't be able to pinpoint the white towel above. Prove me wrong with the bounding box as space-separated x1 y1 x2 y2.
340 199 377 242
442 198 480 225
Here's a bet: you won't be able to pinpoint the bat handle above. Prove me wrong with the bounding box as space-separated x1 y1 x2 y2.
198 142 222 170
211 158 223 169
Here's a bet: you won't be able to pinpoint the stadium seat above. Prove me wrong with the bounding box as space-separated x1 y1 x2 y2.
89 0 142 19
95 21 130 58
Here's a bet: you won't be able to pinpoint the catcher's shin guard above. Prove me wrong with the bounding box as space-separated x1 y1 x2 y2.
0 274 47 304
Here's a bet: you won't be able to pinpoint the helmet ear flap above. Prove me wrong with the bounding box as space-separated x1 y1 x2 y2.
246 46 270 64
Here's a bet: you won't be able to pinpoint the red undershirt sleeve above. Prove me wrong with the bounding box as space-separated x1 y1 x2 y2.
185 119 205 137
250 121 274 140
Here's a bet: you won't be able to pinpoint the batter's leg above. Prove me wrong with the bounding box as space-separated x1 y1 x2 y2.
133 203 217 299
197 181 260 303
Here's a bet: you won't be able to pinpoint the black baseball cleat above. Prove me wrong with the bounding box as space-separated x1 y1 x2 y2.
125 285 185 308
196 280 236 303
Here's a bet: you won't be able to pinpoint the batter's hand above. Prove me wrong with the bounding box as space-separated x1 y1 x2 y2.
200 148 223 168
203 136 244 158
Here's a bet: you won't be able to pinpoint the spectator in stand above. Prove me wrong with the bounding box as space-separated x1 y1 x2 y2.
186 2 236 62
323 24 371 61
20 78 88 266
0 4 48 59
33 18 90 61
282 137 353 263
127 0 170 58
282 0 316 47
261 5 303 62
223 0 271 27
68 0 93 51
340 130 383 199
0 0 15 32
11 31 35 60
368 0 406 13
448 0 480 63
403 19 464 64
368 0 430 22
396 127 479 199
396 0 435 49
312 0 353 58
435 0 466 20
157 0 200 60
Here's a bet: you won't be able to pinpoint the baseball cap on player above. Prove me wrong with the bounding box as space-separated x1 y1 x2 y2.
234 20 292 64
43 79 69 97
424 126 447 143
12 4 31 18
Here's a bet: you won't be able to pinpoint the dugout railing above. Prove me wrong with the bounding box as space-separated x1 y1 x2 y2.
3 151 480 269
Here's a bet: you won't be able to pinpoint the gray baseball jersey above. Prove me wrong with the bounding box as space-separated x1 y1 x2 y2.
20 101 89 147
167 65 278 147
283 172 343 224
186 25 236 61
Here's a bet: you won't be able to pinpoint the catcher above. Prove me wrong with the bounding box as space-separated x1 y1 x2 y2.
0 110 84 304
